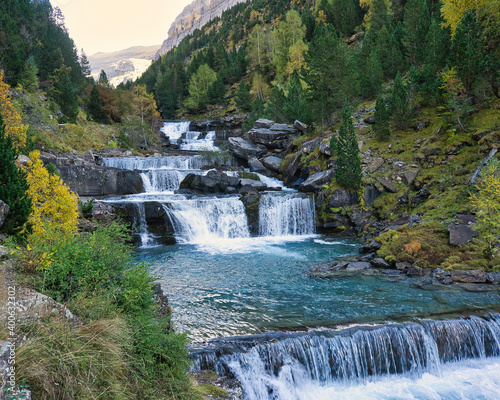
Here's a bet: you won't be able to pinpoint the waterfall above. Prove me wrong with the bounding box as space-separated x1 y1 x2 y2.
102 155 207 170
164 197 250 244
161 121 191 141
134 202 156 248
180 130 220 151
192 315 500 400
259 194 316 237
140 170 205 193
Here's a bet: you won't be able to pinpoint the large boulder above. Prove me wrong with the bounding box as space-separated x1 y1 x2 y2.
57 165 143 196
261 156 282 173
248 127 295 149
285 152 302 184
450 270 487 283
299 170 335 192
248 157 267 174
328 189 359 207
240 193 260 235
0 200 10 230
254 118 275 129
239 178 268 191
301 138 321 154
177 170 239 194
448 222 476 246
228 137 266 161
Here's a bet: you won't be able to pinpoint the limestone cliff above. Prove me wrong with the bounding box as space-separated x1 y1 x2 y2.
156 0 247 58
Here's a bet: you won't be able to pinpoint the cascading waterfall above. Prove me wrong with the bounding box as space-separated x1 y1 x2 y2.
192 315 500 400
163 197 250 244
161 121 191 141
102 155 207 170
133 202 156 248
259 194 315 237
140 170 206 193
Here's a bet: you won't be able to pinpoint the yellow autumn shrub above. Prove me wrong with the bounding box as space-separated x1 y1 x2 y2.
0 70 28 149
23 151 79 239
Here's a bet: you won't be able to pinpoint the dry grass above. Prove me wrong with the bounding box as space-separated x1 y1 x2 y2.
16 318 133 400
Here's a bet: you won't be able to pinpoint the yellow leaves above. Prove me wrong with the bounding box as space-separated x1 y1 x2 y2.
0 70 28 149
23 150 79 240
441 0 486 36
132 84 160 125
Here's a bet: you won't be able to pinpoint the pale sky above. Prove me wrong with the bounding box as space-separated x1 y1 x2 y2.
50 0 195 56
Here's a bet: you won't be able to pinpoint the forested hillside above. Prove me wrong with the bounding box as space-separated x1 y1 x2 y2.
137 0 500 127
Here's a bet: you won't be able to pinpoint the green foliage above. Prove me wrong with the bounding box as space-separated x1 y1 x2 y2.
470 160 500 258
235 81 252 111
373 94 390 140
19 56 39 93
390 72 410 128
450 10 485 93
0 114 31 236
185 64 217 111
51 67 79 123
403 0 431 65
333 102 362 189
88 84 106 123
283 71 311 124
207 75 226 104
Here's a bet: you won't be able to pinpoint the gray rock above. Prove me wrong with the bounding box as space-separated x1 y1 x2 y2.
450 270 487 283
409 214 423 226
294 120 307 133
359 240 382 254
0 200 10 230
57 165 143 196
270 123 293 132
448 223 476 246
328 189 359 207
364 116 376 124
319 139 331 156
302 138 321 154
248 157 267 173
178 170 239 194
398 193 409 204
406 265 430 277
364 185 382 207
239 178 268 191
261 156 282 173
402 170 419 186
396 262 412 271
486 272 500 284
285 152 302 183
376 177 398 193
254 118 275 129
228 137 267 160
248 128 294 149
239 185 259 196
368 158 384 173
346 261 372 271
371 257 391 268
299 170 335 192
83 150 95 163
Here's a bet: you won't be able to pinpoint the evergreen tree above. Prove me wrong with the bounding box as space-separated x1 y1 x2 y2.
52 67 79 123
333 102 362 189
283 71 311 124
88 84 106 122
0 114 31 236
98 69 109 87
80 49 91 77
373 94 390 140
390 72 410 128
235 81 252 111
386 24 405 79
403 0 431 65
424 18 449 75
332 0 362 36
265 86 287 122
376 26 391 78
20 55 39 92
483 51 500 98
360 50 383 99
369 0 391 31
207 75 226 104
450 11 485 93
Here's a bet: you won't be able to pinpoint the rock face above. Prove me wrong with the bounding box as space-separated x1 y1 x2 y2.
0 200 9 229
57 165 144 196
228 137 266 161
299 170 334 192
177 170 240 194
156 0 247 58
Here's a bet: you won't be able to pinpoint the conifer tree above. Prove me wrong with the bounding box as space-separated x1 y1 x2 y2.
265 86 287 122
98 69 109 87
332 0 362 36
385 22 405 79
52 67 79 123
333 102 362 189
80 49 91 77
376 26 391 78
373 94 390 140
403 0 431 65
390 72 410 128
360 50 383 99
369 0 391 31
235 81 252 111
283 71 311 124
450 11 485 93
88 84 106 122
20 56 39 92
0 114 31 236
207 75 226 104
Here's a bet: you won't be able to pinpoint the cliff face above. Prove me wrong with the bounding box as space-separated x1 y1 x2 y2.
156 0 247 58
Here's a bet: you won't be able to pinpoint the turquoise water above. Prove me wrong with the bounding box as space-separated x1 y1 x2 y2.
136 236 500 341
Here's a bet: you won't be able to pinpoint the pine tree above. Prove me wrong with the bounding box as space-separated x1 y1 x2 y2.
88 84 106 122
450 10 485 93
403 0 431 65
376 26 391 78
360 50 383 99
333 102 362 189
373 94 390 140
390 72 410 128
332 0 362 36
0 114 31 236
385 22 405 79
265 86 287 122
235 81 251 111
80 49 91 77
207 75 226 104
283 71 311 124
20 55 39 92
52 67 79 123
369 0 391 31
98 69 109 87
